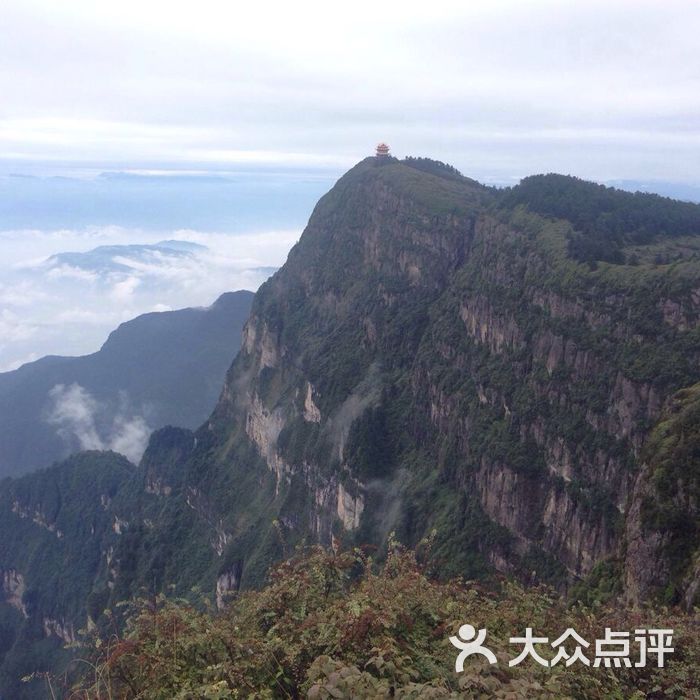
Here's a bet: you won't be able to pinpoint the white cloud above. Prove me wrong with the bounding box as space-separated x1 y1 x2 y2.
0 226 291 370
110 276 141 303
0 281 49 306
0 0 698 181
47 264 99 282
54 308 110 325
1 351 39 372
46 383 152 464
47 383 103 451
108 413 151 464
0 309 37 344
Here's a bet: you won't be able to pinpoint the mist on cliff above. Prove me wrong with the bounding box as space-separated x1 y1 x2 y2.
325 362 383 462
46 382 151 464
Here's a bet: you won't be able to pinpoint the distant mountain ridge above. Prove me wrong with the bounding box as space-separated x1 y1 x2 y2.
44 239 208 275
0 290 253 478
609 179 700 204
501 173 700 264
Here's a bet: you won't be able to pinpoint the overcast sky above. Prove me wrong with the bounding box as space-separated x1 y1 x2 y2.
2 0 699 183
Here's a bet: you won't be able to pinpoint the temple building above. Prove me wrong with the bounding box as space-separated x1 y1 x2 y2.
375 142 390 158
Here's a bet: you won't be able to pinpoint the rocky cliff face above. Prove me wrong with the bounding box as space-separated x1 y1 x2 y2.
200 160 490 571
0 451 146 693
193 159 699 604
208 162 697 596
622 383 700 606
1 569 27 617
2 158 700 695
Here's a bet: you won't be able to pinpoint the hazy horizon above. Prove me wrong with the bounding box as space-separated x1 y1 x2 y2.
2 1 699 182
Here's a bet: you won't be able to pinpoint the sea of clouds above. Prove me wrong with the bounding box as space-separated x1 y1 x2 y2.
0 225 299 371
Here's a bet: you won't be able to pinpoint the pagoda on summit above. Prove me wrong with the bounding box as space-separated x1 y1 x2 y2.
375 142 390 159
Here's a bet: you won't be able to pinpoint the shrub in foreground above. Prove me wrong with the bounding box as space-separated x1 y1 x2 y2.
72 544 699 699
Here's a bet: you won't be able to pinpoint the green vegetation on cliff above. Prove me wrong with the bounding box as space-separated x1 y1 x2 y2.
501 174 700 265
0 452 139 694
637 383 700 604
